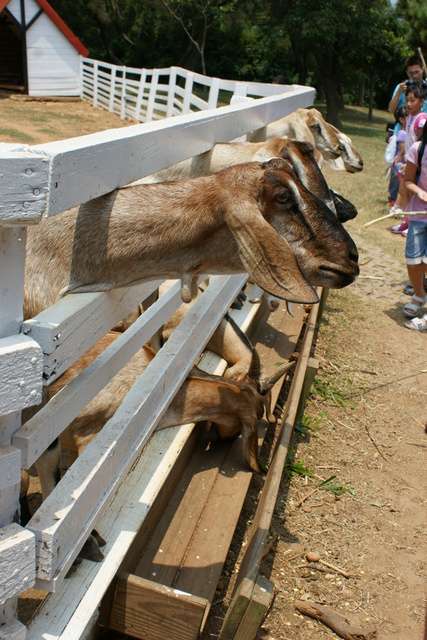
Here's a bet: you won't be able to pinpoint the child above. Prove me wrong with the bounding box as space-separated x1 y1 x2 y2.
388 107 407 211
402 116 427 330
390 82 426 233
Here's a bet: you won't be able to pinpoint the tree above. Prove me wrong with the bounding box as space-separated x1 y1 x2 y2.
275 0 406 127
397 0 427 54
157 0 237 75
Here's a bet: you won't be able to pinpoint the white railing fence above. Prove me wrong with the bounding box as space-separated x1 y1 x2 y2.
80 58 306 123
0 65 314 640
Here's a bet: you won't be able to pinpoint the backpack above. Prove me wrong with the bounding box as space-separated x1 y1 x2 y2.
385 121 395 142
384 134 397 167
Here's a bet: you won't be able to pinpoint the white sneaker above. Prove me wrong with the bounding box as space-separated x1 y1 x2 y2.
390 204 403 214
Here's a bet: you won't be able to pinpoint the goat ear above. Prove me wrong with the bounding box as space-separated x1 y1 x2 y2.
222 204 319 304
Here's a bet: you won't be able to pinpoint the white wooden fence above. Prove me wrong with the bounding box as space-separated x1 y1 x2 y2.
0 65 314 640
80 58 307 122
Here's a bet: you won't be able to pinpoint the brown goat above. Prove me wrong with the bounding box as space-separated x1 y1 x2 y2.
247 108 343 160
24 158 359 320
35 334 294 500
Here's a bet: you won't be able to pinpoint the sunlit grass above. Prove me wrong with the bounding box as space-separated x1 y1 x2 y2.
0 128 35 143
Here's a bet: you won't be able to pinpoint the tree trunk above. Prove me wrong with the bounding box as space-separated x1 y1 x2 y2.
290 39 308 85
358 76 365 106
368 71 375 121
315 53 342 128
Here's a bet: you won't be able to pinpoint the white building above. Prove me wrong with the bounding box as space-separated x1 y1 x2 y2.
0 0 88 96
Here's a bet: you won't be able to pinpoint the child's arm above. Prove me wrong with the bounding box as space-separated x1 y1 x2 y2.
404 161 427 203
394 141 405 165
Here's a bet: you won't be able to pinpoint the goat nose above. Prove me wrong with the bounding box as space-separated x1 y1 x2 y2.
349 244 359 266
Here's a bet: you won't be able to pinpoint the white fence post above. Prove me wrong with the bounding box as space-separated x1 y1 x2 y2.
0 227 39 638
146 69 159 122
120 67 127 120
166 67 176 117
135 69 147 121
109 66 117 113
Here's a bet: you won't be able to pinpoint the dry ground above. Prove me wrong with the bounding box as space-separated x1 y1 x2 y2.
2 92 426 639
209 233 427 640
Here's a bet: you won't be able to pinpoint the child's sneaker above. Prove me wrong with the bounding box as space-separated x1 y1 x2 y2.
390 203 403 214
391 218 409 234
401 228 408 237
387 199 395 207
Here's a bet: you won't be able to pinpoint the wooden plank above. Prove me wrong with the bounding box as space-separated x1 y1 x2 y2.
26 275 246 588
0 617 27 640
0 228 26 339
220 577 253 640
96 424 203 633
173 432 264 604
13 281 182 469
133 430 230 589
21 280 164 382
220 295 321 638
26 424 196 639
0 523 35 601
233 575 274 640
0 152 49 226
0 447 21 493
0 335 43 416
108 572 209 640
296 356 319 423
0 87 314 220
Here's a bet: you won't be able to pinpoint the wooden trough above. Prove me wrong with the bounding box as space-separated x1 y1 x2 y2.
95 292 323 640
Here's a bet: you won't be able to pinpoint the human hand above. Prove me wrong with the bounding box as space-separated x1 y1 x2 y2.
398 81 407 94
418 189 427 203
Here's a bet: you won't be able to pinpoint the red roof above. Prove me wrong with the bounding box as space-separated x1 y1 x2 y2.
0 0 89 56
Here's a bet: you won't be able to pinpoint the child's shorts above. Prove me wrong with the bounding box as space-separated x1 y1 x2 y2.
405 220 427 265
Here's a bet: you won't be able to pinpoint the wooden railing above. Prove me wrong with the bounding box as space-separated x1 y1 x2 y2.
0 66 314 639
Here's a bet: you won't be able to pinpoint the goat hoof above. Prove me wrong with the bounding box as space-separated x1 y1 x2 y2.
91 529 107 547
78 534 105 562
230 299 243 310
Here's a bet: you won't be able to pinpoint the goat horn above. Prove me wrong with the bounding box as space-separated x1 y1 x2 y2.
241 422 261 473
260 359 296 395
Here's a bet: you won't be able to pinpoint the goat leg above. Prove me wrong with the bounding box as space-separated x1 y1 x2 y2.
181 273 199 303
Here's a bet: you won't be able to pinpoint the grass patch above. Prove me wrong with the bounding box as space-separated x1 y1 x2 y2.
0 128 35 143
311 376 355 409
284 447 314 480
318 475 356 496
295 411 324 436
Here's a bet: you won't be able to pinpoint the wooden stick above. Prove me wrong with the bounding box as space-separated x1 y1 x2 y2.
418 47 427 78
295 600 377 639
363 210 427 228
294 487 318 508
319 558 359 579
363 212 394 227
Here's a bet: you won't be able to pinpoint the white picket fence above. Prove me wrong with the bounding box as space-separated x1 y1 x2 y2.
0 65 314 640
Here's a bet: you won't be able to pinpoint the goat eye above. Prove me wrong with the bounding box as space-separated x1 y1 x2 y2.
276 193 289 204
310 124 321 131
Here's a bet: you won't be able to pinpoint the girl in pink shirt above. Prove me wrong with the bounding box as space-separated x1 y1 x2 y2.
403 116 427 330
